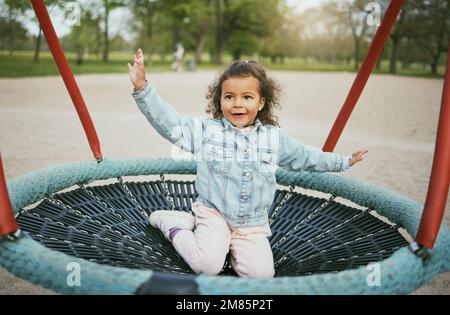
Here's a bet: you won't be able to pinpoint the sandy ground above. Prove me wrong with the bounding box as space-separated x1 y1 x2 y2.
0 71 449 294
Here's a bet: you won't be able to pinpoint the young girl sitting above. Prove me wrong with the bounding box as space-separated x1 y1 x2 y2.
128 49 368 278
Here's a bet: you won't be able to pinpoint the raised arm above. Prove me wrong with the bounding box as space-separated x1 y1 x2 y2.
128 48 147 91
278 129 355 172
128 49 202 154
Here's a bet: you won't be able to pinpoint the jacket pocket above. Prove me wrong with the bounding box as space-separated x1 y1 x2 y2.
259 152 277 180
206 144 233 175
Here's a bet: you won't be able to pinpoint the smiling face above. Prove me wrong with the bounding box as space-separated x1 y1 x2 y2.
220 75 265 128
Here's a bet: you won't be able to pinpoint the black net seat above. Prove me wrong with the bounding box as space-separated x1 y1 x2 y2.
16 179 409 277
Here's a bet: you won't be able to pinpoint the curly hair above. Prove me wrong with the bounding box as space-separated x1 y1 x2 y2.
206 60 282 127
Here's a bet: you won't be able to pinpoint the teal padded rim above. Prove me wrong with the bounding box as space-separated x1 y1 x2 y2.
1 157 449 294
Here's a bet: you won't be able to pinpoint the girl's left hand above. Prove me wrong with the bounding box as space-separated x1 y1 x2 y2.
349 150 369 167
128 48 146 91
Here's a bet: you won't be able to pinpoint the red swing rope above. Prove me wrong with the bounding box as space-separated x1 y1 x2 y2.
323 0 449 249
416 44 450 248
0 153 19 237
31 0 102 161
322 0 405 152
1 0 103 237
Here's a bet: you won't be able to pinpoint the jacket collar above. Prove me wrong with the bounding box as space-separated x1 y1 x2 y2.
221 117 262 132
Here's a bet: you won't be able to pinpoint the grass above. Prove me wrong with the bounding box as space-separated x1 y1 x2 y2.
0 50 223 78
261 57 446 79
0 50 445 79
0 51 169 77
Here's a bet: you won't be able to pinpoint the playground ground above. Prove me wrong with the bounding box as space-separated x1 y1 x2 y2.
0 71 448 294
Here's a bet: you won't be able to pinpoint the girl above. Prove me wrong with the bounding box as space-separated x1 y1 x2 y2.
128 49 368 278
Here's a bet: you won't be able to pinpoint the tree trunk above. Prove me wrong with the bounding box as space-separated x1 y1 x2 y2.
389 36 400 74
194 0 213 64
429 14 447 75
215 41 225 64
102 7 110 62
145 17 153 64
214 0 225 64
376 46 384 71
173 28 181 48
34 27 42 63
430 51 441 74
194 34 206 64
354 38 360 71
375 56 381 71
232 50 241 61
95 24 101 60
8 6 14 55
146 38 153 65
76 48 84 66
213 24 227 64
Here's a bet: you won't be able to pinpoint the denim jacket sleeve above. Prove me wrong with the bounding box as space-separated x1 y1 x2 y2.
278 128 351 172
132 82 201 154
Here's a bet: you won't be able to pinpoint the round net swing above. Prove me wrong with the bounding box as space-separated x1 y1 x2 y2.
0 0 449 295
13 165 409 277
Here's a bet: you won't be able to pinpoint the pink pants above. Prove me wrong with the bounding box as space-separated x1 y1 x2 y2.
172 202 275 278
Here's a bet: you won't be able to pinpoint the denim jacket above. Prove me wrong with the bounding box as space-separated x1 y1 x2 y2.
132 82 351 227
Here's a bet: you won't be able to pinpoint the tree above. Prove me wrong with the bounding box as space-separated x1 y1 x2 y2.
298 2 355 64
380 0 448 74
260 3 301 63
344 0 371 71
34 0 69 63
100 0 125 62
0 14 28 52
410 0 449 74
166 0 215 64
4 0 70 62
384 0 415 74
228 0 282 61
129 0 163 64
66 5 102 66
1 0 28 55
189 0 214 64
212 0 282 64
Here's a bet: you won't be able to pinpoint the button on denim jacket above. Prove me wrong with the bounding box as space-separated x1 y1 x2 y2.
132 82 350 228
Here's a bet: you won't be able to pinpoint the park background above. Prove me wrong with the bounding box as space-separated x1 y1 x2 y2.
0 0 448 77
0 0 449 294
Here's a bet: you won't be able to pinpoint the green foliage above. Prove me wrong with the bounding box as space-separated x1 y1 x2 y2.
65 8 102 64
259 5 302 60
226 0 282 59
129 0 166 61
0 0 29 52
0 50 169 77
0 15 29 50
0 0 448 76
0 50 444 78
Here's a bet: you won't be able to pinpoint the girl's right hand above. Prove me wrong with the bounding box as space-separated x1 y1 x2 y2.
128 48 146 91
349 150 368 167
